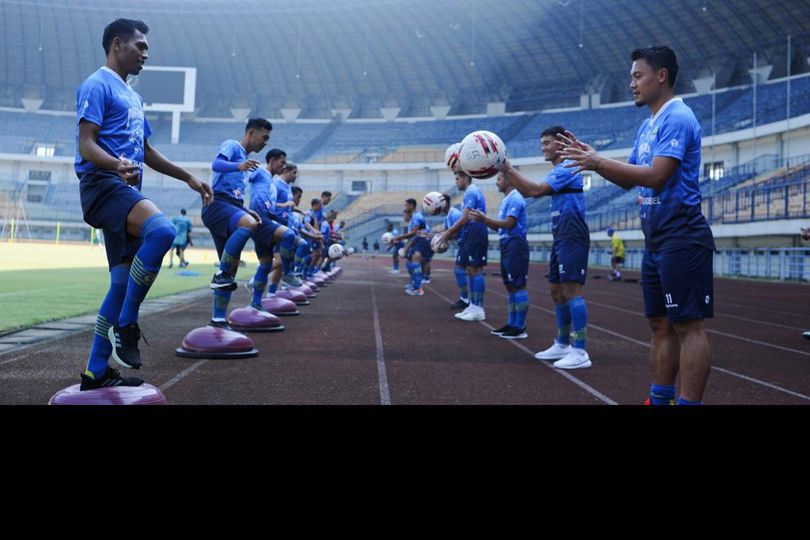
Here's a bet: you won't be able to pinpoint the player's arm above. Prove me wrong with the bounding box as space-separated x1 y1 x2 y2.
77 120 141 185
393 228 419 243
440 210 469 242
468 209 515 231
500 161 555 198
211 153 259 173
557 131 679 191
144 140 213 206
276 200 297 208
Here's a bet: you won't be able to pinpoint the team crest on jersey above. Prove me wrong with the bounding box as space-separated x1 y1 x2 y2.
670 139 680 147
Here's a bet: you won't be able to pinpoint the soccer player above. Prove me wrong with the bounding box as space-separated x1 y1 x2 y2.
498 126 591 369
289 186 316 276
245 149 300 309
607 227 625 281
468 173 529 339
202 118 300 329
385 222 402 274
302 198 325 279
557 45 715 404
320 211 339 272
169 208 192 268
438 171 488 321
438 194 469 310
391 199 433 296
75 19 213 390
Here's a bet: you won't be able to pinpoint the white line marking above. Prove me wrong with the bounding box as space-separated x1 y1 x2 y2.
369 264 392 405
159 360 208 392
710 366 810 401
426 286 616 405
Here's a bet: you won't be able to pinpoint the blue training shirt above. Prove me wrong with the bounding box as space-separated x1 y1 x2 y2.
321 221 331 244
274 177 292 225
75 67 153 181
172 216 192 244
248 167 277 219
444 207 462 230
545 161 589 245
288 211 301 234
460 184 487 241
409 211 428 236
211 139 249 203
629 98 715 252
498 189 528 244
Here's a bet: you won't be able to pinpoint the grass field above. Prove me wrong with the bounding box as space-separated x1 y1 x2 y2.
0 241 260 333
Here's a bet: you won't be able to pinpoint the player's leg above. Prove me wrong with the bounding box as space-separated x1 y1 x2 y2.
406 250 424 294
536 246 572 360
249 235 274 310
264 224 302 286
212 211 258 289
642 250 679 405
492 248 515 335
502 239 529 338
169 244 175 268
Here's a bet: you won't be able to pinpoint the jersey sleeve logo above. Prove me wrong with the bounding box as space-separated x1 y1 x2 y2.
670 139 680 147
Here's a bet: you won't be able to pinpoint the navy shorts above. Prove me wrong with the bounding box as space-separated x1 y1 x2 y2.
548 239 589 284
79 170 147 270
500 238 529 289
409 236 434 263
456 227 488 268
642 245 714 322
201 197 248 258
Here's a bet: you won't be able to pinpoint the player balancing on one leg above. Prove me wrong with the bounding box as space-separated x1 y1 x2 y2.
169 208 193 268
302 198 325 280
468 173 529 339
319 211 340 272
266 159 306 294
309 191 333 273
498 125 592 369
288 186 316 278
556 45 715 403
385 222 403 274
245 149 301 310
438 194 470 310
202 118 300 329
438 170 489 321
607 227 625 281
76 18 213 390
391 199 433 296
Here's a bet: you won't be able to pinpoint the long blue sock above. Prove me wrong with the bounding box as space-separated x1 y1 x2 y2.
570 296 588 349
514 289 529 330
454 266 469 301
212 289 231 320
252 263 272 306
676 396 702 406
85 264 129 378
507 292 517 327
470 274 485 307
303 255 313 278
118 214 175 327
219 227 252 275
279 229 295 275
406 262 418 287
294 240 308 274
650 384 676 406
269 282 278 294
412 264 423 289
555 301 572 345
393 259 399 271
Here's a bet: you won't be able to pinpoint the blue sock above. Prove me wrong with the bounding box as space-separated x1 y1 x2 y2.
514 289 529 330
406 262 418 287
295 241 308 274
471 274 485 307
454 267 469 301
219 227 252 275
393 260 399 271
507 292 517 327
252 263 272 306
555 301 572 345
303 255 313 278
412 264 423 289
570 296 587 349
212 289 231 320
650 384 676 406
279 229 295 275
85 264 129 378
118 214 175 327
269 282 278 294
676 396 702 406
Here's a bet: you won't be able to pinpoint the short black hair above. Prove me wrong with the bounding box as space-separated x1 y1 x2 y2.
386 223 393 231
541 126 566 138
103 19 149 55
283 161 297 172
180 208 186 215
441 193 452 213
291 186 303 197
265 148 286 163
321 191 332 198
405 198 417 209
311 198 321 207
631 46 678 88
246 118 273 133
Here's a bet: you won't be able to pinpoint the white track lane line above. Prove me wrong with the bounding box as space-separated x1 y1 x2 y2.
159 359 209 392
370 263 392 405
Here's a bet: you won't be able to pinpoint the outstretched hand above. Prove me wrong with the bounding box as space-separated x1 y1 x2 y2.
187 176 214 207
556 130 601 174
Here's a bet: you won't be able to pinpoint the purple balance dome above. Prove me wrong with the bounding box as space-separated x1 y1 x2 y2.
228 307 285 332
276 288 309 305
261 296 301 316
176 326 259 359
49 383 167 405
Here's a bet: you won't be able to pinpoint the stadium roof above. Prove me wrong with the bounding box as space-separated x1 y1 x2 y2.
2 0 809 116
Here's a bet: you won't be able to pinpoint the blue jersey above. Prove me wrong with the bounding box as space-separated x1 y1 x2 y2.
444 207 462 230
409 211 428 236
172 216 192 243
274 177 292 224
303 210 318 232
288 211 301 234
75 67 153 180
211 139 249 203
315 206 325 226
498 189 527 244
629 98 714 252
247 168 277 218
460 184 487 241
321 221 331 244
546 161 589 244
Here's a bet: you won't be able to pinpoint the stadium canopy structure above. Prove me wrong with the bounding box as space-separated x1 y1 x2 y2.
1 0 809 118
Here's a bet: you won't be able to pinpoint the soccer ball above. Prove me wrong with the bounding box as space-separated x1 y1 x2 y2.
328 243 344 260
422 191 444 216
381 232 394 245
346 247 355 255
430 234 448 254
398 247 407 258
458 130 507 179
445 142 462 172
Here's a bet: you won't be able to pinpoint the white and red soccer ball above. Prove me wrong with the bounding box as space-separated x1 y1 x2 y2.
458 130 507 179
430 234 449 254
445 142 462 172
422 191 444 216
